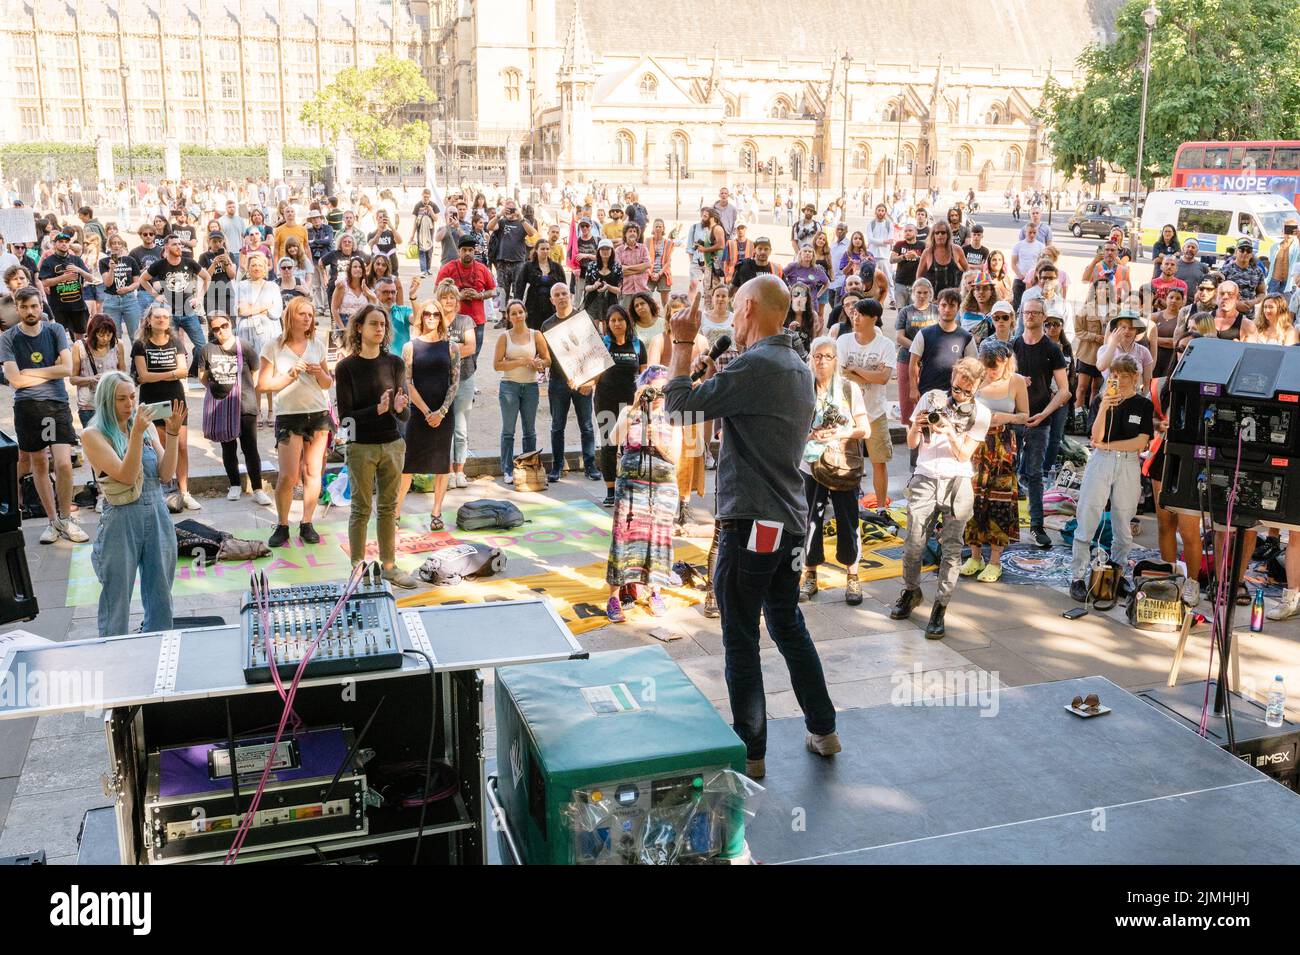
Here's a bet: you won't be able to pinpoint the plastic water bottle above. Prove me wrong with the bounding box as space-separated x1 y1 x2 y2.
1266 675 1286 729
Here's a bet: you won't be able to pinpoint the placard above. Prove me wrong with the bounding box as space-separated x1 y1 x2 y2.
542 313 613 386
0 208 37 245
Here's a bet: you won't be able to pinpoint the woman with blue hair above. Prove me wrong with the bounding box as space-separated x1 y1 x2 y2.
603 364 681 622
80 371 183 637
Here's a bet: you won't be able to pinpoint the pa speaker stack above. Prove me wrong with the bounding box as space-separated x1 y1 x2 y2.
1160 338 1300 531
0 431 38 625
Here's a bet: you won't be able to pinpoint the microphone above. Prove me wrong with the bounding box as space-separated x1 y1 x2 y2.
691 334 732 381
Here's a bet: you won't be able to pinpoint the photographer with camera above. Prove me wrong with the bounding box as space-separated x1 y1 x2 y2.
890 357 991 638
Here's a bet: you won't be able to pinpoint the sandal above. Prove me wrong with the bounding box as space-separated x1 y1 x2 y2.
430 514 445 532
1236 583 1250 606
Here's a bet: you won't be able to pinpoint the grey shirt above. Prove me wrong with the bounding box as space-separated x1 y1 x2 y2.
664 334 814 535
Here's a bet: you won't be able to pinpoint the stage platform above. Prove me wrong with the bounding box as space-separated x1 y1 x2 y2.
745 676 1300 865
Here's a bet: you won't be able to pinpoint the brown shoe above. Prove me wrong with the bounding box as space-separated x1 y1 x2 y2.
799 569 818 602
745 758 766 779
702 588 719 618
845 574 862 606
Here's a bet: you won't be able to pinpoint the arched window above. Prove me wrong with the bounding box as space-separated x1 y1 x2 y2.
984 103 1004 125
770 96 793 119
956 145 973 173
615 130 635 166
639 73 658 99
503 69 521 102
900 144 916 172
670 131 689 170
851 143 869 170
882 99 900 123
739 142 757 171
1003 146 1022 172
724 98 738 118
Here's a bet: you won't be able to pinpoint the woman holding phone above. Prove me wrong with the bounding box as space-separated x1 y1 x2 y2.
82 372 183 638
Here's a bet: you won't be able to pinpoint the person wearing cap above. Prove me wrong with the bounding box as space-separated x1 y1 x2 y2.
569 216 600 310
1096 308 1154 392
1220 239 1267 310
1012 297 1071 548
198 232 238 317
1192 280 1258 344
37 230 94 339
435 232 497 360
1082 238 1132 300
791 203 821 253
728 235 778 291
307 206 334 269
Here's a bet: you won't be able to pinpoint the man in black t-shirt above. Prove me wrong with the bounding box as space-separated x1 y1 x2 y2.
169 208 197 250
198 233 238 317
890 223 925 309
961 224 991 270
1012 298 1070 547
539 283 598 482
487 200 536 309
37 231 93 338
728 237 779 290
143 234 210 350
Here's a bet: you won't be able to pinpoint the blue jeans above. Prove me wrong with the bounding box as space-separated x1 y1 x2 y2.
473 321 485 358
418 249 434 274
498 379 539 474
173 312 206 351
92 486 177 637
1016 421 1050 527
547 376 596 474
102 293 143 339
451 371 475 466
714 520 836 760
1043 403 1069 481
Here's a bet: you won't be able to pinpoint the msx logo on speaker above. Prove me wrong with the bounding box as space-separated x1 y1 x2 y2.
49 885 151 935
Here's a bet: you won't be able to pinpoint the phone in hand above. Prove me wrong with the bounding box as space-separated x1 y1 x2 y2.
139 400 173 422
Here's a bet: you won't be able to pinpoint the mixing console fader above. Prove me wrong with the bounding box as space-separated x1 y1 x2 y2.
241 568 405 684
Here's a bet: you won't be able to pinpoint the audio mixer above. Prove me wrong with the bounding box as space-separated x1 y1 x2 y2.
241 568 405 684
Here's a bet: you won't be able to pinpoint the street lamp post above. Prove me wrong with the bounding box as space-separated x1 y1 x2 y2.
839 51 851 202
891 91 903 198
438 51 451 188
118 65 134 197
1131 2 1160 259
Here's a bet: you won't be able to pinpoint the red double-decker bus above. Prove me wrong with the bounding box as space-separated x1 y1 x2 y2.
1171 140 1300 210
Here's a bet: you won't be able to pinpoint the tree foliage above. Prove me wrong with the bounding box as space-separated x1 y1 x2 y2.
1039 0 1300 186
300 54 433 163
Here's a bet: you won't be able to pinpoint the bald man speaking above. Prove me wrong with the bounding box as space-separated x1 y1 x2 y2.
664 275 839 778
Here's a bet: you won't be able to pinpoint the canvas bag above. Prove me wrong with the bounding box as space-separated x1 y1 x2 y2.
455 499 526 531
810 379 865 492
512 450 549 491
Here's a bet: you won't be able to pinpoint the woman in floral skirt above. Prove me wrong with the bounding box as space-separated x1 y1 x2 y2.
604 365 681 621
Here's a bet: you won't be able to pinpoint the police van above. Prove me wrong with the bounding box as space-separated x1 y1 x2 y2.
1139 190 1296 263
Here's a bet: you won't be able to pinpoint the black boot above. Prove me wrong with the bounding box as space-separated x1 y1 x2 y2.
925 602 947 639
890 587 923 620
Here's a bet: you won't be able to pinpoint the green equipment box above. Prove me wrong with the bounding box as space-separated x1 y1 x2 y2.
495 645 748 864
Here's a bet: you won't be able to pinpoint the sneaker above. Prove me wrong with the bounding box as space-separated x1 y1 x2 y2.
95 497 104 513
252 489 273 506
889 587 922 620
182 492 201 511
704 451 716 471
806 731 842 757
648 592 667 617
606 595 626 623
1267 588 1300 621
745 758 765 780
799 570 818 602
381 566 419 589
584 467 602 481
601 489 616 508
959 555 986 577
1181 577 1201 607
845 575 862 606
1030 526 1051 548
58 518 89 543
454 472 469 489
298 522 321 544
977 563 1003 583
546 470 562 484
39 521 61 545
503 473 514 486
702 589 719 618
268 524 291 548
678 503 700 526
1069 579 1089 603
226 486 242 501
165 492 183 514
924 602 947 639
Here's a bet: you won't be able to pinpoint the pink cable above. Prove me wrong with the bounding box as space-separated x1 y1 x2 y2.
224 564 367 864
256 572 304 735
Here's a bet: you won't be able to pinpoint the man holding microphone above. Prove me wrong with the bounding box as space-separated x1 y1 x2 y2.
663 276 839 779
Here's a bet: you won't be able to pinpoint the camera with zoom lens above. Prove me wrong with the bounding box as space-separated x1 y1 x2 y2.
641 386 664 404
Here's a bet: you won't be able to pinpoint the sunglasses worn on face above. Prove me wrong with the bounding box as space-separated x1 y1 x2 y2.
209 323 230 332
951 385 973 397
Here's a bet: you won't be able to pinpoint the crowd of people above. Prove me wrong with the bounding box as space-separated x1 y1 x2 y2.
3 171 1300 676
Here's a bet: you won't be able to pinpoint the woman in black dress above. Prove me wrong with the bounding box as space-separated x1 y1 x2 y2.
397 280 461 530
592 304 648 507
513 237 567 331
582 239 622 333
131 304 194 513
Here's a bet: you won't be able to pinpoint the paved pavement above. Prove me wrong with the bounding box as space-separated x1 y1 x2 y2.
5 197 1300 862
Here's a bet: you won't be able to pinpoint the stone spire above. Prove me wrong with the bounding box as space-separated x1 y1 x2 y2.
559 0 593 74
706 42 721 102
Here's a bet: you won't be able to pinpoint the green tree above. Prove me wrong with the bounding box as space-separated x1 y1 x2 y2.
300 53 433 167
1039 0 1300 187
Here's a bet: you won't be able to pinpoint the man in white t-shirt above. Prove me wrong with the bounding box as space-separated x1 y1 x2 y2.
836 298 894 510
890 356 991 639
1010 234 1046 312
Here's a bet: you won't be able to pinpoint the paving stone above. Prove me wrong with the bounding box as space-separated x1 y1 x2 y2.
14 732 109 797
0 786 111 859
